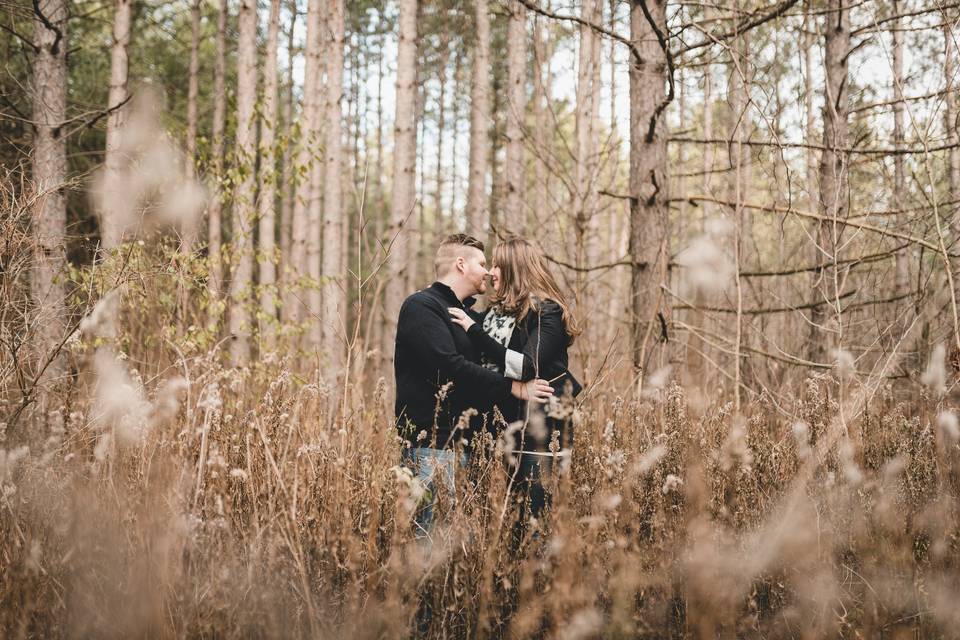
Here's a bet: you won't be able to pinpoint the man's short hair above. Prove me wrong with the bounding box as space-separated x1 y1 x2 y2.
435 234 485 277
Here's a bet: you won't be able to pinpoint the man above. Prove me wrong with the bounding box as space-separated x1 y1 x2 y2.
394 234 553 532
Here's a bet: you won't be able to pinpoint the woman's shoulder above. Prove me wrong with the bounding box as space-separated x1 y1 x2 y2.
530 296 562 315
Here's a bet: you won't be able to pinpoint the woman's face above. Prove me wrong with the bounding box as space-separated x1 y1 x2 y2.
489 263 502 293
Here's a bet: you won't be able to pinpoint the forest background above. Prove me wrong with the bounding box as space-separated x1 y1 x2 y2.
3 0 960 637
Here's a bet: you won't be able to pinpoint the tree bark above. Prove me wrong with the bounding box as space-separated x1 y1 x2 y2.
278 0 297 290
286 0 321 330
434 29 450 233
628 0 671 379
948 22 960 243
208 0 228 301
466 0 490 237
322 0 345 376
892 0 909 296
258 0 282 348
532 11 547 229
384 0 419 369
183 0 201 253
809 0 850 363
504 0 526 231
228 0 258 364
31 0 69 418
574 0 599 318
101 0 131 250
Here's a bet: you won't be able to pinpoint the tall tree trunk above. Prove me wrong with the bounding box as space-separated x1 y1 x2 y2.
278 0 296 288
434 30 450 235
258 0 282 348
374 31 389 374
809 0 850 363
101 0 131 250
892 0 909 297
31 0 69 422
286 0 321 330
727 5 748 411
503 0 526 231
184 0 201 253
574 0 598 322
466 0 490 237
532 11 547 229
228 0 258 364
385 0 418 369
946 21 960 329
628 0 671 380
322 0 345 377
208 0 228 302
948 22 960 242
306 18 326 351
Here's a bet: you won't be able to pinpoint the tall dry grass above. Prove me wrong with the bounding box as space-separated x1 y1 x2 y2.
2 172 959 639
3 304 959 638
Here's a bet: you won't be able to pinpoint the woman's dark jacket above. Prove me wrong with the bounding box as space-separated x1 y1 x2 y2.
467 299 581 424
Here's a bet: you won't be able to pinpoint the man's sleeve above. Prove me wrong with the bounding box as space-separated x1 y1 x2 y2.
400 298 513 403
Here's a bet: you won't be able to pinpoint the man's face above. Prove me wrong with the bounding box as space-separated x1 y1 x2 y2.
457 247 489 296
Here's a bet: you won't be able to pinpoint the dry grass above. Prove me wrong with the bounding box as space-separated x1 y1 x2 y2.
1 181 959 638
2 330 959 638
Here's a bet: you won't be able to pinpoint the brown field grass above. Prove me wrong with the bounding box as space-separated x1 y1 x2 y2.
3 327 959 638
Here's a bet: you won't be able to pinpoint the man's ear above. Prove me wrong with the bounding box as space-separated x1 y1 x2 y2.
455 255 465 274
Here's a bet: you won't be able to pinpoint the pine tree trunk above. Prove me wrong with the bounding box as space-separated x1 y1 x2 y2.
809 0 849 363
258 0 282 348
574 0 597 317
208 0 228 301
228 0 258 364
278 0 297 290
892 1 909 297
322 0 345 376
503 0 526 231
434 30 449 234
306 19 326 352
384 0 419 369
628 0 671 378
466 0 490 237
532 12 547 230
31 0 69 418
948 23 960 241
101 0 131 250
946 22 960 327
286 0 321 329
184 0 201 252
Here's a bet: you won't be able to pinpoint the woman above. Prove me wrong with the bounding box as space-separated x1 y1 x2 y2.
448 236 582 522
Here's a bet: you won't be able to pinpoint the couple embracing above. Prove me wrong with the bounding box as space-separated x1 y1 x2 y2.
394 233 582 535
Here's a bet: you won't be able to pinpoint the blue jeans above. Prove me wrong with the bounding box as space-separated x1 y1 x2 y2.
402 447 467 536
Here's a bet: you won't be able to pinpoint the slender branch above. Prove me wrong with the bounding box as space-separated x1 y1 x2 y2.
515 0 644 64
0 21 38 52
680 194 948 254
669 135 960 155
679 0 800 54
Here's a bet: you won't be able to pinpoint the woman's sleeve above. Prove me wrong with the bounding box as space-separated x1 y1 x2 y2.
467 302 567 381
466 322 509 367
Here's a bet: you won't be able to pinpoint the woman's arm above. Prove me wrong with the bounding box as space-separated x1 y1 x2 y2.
451 302 568 381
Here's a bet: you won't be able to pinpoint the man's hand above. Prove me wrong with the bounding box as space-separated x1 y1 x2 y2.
448 307 476 331
511 379 554 403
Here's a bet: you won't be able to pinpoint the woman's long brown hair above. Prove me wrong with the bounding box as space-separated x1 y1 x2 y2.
488 236 582 344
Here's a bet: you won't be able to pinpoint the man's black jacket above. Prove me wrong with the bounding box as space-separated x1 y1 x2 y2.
394 282 513 448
